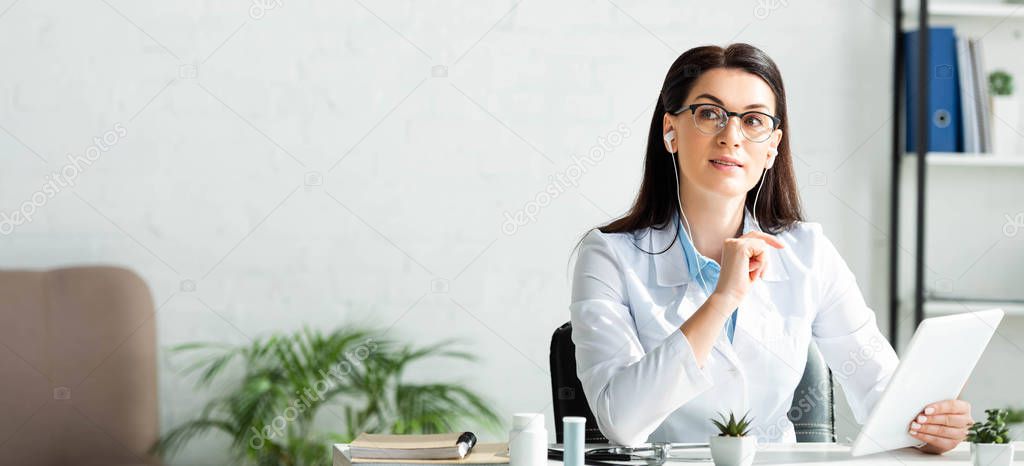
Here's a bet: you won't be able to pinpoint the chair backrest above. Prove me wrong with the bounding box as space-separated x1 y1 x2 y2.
549 321 835 443
549 322 608 443
788 342 836 442
0 267 160 465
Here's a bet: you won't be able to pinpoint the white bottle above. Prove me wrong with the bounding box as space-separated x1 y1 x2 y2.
509 413 547 466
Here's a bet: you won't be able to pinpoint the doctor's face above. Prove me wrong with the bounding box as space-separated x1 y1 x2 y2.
666 68 783 199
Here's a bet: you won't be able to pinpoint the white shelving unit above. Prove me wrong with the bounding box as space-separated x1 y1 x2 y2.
903 152 1024 167
907 2 1024 18
893 1 1024 343
925 298 1024 316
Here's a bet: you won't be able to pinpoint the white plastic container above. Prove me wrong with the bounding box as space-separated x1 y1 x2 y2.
509 413 547 466
562 417 586 466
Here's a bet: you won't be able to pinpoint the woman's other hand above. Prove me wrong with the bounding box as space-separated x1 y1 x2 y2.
909 399 974 455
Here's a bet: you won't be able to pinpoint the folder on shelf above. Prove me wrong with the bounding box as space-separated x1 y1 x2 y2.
968 37 993 153
956 36 979 153
905 26 963 153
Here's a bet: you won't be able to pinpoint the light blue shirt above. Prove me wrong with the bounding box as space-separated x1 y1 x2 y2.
676 216 739 343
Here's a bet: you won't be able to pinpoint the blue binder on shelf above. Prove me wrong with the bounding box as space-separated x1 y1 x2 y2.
905 27 962 153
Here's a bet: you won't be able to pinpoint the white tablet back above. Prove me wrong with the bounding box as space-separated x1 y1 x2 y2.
850 308 1004 457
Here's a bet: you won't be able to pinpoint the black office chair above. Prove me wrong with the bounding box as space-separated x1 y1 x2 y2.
549 321 835 444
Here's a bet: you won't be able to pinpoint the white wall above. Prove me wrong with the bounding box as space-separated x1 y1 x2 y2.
1 0 1020 463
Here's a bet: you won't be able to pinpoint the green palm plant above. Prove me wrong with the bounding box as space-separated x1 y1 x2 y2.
151 327 503 466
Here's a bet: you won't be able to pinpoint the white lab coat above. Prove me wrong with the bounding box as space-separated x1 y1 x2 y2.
569 208 899 446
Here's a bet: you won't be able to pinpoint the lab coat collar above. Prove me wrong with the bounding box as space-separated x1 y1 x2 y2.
644 207 790 288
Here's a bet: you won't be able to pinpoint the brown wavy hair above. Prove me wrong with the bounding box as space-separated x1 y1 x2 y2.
597 43 803 253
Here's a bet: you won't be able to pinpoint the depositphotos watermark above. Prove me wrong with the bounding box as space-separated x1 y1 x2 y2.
753 0 788 19
501 123 632 235
0 123 127 236
754 377 831 440
248 338 378 450
833 333 886 381
1003 212 1023 237
249 0 283 20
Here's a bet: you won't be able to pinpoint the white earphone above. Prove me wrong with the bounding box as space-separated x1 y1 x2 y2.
663 129 711 293
765 147 778 170
663 130 676 153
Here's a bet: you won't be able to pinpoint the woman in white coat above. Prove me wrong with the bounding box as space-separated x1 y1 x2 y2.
569 43 972 453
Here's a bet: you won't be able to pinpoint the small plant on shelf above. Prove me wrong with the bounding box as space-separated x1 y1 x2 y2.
989 70 1013 97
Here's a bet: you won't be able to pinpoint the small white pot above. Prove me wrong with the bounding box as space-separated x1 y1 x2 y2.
971 443 1014 466
709 435 757 466
990 95 1021 156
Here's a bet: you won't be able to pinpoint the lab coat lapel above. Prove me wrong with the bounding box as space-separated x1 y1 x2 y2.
645 221 689 288
646 219 744 370
733 209 790 355
741 206 790 282
736 280 784 340
646 208 791 371
712 324 744 370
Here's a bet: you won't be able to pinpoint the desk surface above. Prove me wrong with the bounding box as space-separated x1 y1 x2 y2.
662 442 1022 465
334 442 1024 466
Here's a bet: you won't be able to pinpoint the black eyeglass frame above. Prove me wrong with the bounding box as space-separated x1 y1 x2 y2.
671 103 782 143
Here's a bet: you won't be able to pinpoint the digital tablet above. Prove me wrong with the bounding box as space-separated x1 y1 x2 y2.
850 308 1004 457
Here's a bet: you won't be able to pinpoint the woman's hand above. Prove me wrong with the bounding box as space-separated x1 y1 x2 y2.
909 400 974 454
681 231 784 365
712 231 785 306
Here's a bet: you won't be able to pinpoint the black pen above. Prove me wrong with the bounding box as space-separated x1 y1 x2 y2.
457 431 478 450
547 448 632 466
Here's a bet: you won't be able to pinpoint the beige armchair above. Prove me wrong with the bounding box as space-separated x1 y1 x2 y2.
0 266 159 465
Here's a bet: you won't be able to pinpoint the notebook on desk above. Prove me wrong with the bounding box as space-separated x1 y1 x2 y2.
335 442 510 466
351 432 480 460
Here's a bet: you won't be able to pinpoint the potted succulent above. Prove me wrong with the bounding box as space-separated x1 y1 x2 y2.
968 408 1015 466
709 411 757 466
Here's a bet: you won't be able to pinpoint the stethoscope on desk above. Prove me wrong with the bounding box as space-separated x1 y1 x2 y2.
547 443 711 465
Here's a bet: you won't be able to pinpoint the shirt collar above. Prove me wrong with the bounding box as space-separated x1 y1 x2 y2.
677 215 715 282
679 208 757 275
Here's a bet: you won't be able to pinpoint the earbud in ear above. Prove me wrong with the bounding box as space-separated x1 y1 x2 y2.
766 148 778 170
663 130 676 153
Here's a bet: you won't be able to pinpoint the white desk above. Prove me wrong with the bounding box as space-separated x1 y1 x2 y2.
660 442 1022 465
334 442 1024 466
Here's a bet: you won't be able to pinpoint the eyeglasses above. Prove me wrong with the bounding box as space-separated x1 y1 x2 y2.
671 103 781 143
